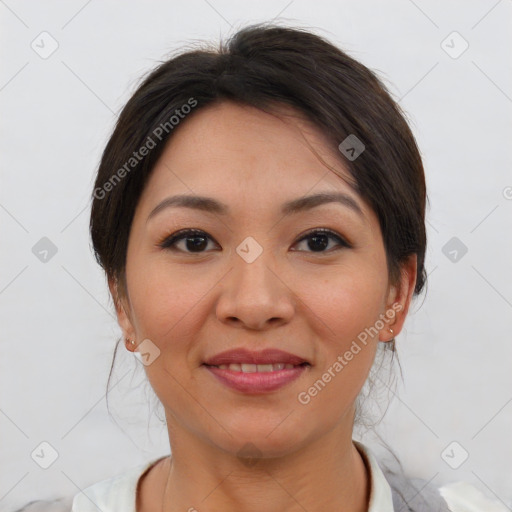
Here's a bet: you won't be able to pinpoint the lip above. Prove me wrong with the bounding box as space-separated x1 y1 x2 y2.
204 364 309 393
202 348 310 394
203 348 309 366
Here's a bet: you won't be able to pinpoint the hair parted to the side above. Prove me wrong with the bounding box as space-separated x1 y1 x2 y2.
90 22 427 300
89 22 441 510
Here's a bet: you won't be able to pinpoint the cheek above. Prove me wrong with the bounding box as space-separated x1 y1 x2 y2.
125 260 210 402
297 261 387 345
293 268 384 421
126 254 217 349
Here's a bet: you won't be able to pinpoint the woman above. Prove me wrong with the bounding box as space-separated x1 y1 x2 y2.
68 22 484 512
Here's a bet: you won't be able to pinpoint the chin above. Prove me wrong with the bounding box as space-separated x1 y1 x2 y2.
209 420 310 460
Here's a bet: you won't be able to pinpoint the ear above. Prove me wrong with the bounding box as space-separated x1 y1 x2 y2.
378 254 418 342
108 276 136 350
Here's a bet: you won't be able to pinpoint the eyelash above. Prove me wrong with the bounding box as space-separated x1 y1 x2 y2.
157 228 352 254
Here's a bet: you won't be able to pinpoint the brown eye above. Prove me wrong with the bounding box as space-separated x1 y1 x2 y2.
158 228 351 255
159 229 218 253
292 229 351 253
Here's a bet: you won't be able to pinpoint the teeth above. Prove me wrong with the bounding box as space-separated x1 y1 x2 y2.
215 363 299 372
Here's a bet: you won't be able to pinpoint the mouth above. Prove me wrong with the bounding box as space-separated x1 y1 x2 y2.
203 347 310 367
203 362 310 372
202 348 311 393
203 363 310 393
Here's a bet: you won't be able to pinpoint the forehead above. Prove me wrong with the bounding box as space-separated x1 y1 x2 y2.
138 101 365 217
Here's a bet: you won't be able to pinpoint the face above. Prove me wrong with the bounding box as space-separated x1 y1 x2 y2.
112 101 416 458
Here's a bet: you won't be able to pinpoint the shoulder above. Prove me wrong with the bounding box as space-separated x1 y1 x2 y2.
355 440 452 511
365 444 507 512
438 481 510 512
71 457 166 512
387 473 509 512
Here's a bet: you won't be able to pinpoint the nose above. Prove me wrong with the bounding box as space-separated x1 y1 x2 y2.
215 249 295 331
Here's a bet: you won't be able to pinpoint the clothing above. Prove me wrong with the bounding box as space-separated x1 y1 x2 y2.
70 441 493 511
72 442 396 511
71 454 166 512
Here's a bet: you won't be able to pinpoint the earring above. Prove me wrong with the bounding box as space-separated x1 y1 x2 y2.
126 337 135 346
389 328 394 335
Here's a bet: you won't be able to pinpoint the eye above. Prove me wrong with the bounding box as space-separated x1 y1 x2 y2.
158 228 351 254
292 228 352 253
158 229 218 253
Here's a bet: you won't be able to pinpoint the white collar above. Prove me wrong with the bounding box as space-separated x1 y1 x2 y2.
354 440 395 511
72 442 395 511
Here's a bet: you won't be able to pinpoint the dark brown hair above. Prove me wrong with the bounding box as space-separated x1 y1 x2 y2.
85 22 440 510
91 22 427 425
90 22 426 301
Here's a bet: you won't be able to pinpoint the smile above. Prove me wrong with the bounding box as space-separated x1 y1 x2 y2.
203 363 310 393
207 362 307 372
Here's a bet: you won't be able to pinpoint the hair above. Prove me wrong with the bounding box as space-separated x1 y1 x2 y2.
91 24 427 298
84 22 445 511
91 20 427 412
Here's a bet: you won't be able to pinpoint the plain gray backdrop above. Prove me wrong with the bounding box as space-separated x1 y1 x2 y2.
1 0 511 509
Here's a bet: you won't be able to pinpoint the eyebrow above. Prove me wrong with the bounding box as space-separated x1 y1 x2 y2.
147 192 364 221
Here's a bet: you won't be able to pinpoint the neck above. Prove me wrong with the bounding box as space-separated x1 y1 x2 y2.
160 418 370 512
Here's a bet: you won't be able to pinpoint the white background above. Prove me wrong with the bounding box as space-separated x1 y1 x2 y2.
1 0 511 509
